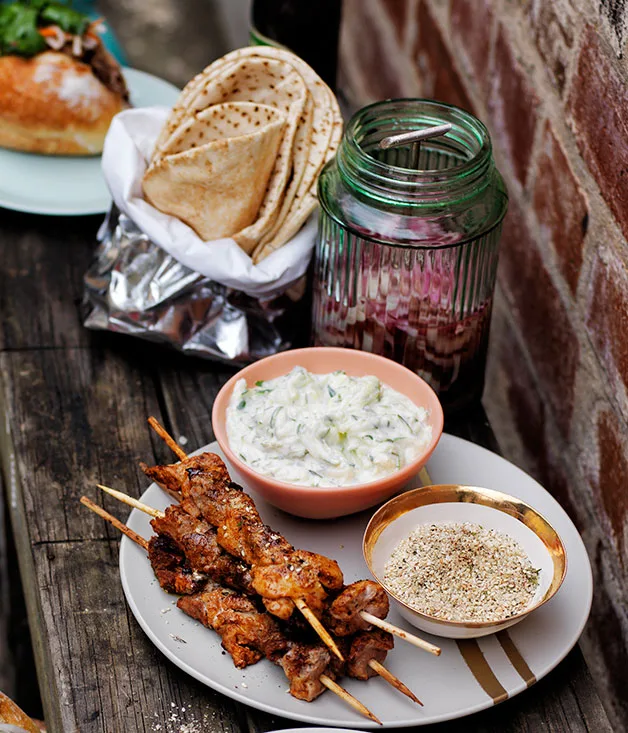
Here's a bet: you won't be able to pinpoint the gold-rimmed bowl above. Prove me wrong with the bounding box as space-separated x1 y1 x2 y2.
363 485 567 639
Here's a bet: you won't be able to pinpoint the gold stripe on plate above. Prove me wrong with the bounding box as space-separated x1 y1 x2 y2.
496 630 536 687
457 639 509 705
418 466 432 486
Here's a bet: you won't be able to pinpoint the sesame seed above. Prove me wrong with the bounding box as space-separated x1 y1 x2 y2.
384 522 540 623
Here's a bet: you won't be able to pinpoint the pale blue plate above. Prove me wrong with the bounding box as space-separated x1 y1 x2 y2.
0 67 180 216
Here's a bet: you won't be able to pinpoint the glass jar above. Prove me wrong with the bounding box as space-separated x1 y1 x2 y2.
312 99 508 413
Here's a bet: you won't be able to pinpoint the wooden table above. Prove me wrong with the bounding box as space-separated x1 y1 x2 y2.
0 209 614 733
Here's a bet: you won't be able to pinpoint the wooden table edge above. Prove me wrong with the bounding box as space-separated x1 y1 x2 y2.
0 373 65 733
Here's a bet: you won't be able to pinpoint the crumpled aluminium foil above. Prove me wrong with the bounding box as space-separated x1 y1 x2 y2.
83 208 309 364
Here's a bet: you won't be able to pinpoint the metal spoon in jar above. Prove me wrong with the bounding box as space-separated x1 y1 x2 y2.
379 123 452 169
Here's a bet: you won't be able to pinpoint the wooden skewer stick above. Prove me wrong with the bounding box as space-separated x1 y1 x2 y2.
101 485 424 707
104 471 348 662
367 659 422 706
360 612 441 656
81 494 381 724
98 485 165 518
99 485 343 662
293 598 345 662
148 416 187 461
320 674 382 724
147 416 346 662
80 497 149 550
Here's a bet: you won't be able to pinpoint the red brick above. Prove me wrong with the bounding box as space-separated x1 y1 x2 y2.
538 453 579 529
586 248 628 399
499 200 579 437
497 325 580 525
528 0 577 94
450 0 493 93
380 0 414 43
568 26 628 242
413 2 474 112
502 329 547 465
597 411 628 560
533 120 588 293
487 23 540 186
340 0 407 101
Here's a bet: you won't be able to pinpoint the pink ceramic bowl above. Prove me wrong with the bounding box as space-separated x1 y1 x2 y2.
212 347 444 519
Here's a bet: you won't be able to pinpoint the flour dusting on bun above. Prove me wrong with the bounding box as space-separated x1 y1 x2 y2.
0 2 129 155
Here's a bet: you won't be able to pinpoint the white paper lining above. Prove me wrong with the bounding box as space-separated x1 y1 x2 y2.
101 106 316 298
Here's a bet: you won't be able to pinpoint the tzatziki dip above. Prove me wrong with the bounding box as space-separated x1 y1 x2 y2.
226 366 432 487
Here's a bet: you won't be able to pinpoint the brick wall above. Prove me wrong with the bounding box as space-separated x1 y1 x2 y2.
338 0 628 727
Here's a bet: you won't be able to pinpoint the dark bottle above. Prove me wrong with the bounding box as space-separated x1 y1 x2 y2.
250 0 342 90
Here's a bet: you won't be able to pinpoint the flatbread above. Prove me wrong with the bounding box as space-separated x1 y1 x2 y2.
152 59 239 158
147 45 344 259
252 94 343 259
179 57 309 252
262 107 343 258
143 102 286 241
222 47 342 262
219 46 338 251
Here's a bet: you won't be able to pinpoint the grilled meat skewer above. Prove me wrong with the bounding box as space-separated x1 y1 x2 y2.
181 578 391 706
148 534 208 595
81 497 382 720
150 503 390 637
148 512 394 673
174 577 394 697
149 533 395 695
148 528 393 693
338 630 394 681
152 504 254 594
326 580 390 637
81 496 381 725
142 453 344 619
95 486 424 705
143 454 384 625
145 531 334 694
177 578 290 671
177 582 333 698
145 419 440 658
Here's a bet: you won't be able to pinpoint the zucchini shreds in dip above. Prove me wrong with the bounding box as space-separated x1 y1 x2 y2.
226 366 432 486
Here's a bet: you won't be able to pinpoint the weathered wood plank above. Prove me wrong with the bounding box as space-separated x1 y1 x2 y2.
0 471 14 697
1 369 64 733
0 211 100 351
155 352 236 453
0 344 170 545
32 539 242 733
0 470 43 719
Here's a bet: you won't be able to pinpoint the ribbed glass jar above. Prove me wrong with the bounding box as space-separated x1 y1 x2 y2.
312 99 508 412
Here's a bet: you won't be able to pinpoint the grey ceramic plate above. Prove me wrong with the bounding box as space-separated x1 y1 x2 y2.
0 67 179 216
120 434 592 728
269 729 367 733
